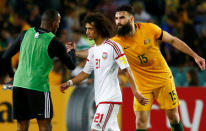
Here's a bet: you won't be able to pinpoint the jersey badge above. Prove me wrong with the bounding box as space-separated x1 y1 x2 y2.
102 52 108 60
144 39 150 45
96 123 101 128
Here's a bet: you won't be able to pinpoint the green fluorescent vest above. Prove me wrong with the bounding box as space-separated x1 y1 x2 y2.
13 28 55 92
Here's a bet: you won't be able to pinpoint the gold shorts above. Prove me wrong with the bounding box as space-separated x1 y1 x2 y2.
134 77 180 111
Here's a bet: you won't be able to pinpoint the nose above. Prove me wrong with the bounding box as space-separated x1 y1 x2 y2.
116 18 121 25
86 30 89 36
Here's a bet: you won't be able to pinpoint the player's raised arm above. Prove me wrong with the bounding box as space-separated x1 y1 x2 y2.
65 40 88 58
76 49 89 58
122 67 149 105
162 31 205 70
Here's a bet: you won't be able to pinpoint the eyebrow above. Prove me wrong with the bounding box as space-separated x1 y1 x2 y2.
86 27 94 30
115 16 126 19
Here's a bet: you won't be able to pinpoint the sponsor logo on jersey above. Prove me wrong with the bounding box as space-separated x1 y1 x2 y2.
120 57 127 64
124 46 130 49
102 52 108 59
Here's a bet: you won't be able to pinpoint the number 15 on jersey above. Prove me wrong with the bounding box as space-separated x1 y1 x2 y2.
138 54 148 64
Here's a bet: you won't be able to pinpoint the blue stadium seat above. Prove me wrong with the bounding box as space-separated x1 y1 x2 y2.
198 70 206 86
170 66 188 86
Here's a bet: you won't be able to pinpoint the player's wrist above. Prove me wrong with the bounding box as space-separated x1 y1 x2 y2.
191 52 198 59
67 79 73 86
134 91 142 98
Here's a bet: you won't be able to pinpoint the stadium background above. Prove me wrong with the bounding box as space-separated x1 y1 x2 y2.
0 0 206 130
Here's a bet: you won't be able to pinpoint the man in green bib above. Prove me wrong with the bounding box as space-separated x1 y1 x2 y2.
1 9 76 131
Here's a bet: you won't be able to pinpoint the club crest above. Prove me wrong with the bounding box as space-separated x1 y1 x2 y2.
144 39 150 45
102 52 108 59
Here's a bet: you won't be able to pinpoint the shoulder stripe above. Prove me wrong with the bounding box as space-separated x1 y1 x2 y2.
105 41 121 55
109 40 122 54
115 54 125 60
105 39 122 55
107 39 121 51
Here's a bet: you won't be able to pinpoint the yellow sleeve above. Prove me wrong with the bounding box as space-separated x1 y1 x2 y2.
148 23 163 40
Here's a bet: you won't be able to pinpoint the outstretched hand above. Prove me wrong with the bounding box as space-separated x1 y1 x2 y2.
65 41 76 52
194 55 205 71
134 92 149 106
59 82 70 93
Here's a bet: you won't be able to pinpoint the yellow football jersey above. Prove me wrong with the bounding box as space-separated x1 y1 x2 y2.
111 23 173 93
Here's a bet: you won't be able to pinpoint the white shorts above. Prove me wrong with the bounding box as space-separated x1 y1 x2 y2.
91 104 120 131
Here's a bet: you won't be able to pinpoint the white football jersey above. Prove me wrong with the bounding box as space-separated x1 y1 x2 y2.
83 39 129 106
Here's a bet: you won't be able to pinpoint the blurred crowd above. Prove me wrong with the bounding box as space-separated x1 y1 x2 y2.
0 0 206 87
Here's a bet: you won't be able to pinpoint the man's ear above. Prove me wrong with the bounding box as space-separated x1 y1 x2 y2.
52 21 56 27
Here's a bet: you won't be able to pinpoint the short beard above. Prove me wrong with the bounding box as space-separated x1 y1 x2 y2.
117 23 132 36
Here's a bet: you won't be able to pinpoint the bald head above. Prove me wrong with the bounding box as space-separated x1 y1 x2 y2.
41 9 59 24
41 9 61 33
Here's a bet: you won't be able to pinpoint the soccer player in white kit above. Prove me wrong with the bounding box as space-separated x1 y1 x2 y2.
60 12 148 131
